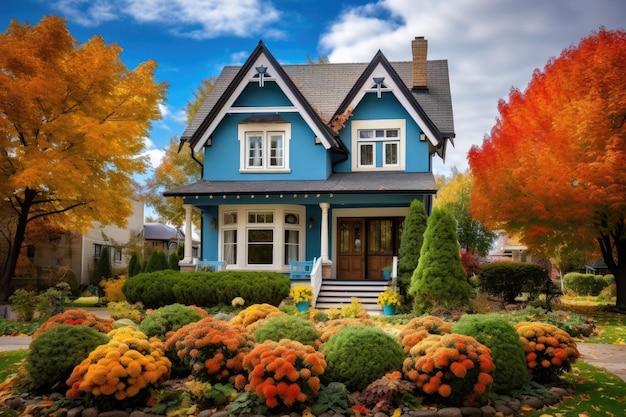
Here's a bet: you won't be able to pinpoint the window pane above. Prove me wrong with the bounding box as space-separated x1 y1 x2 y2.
269 133 284 167
285 213 299 224
223 230 237 264
385 142 398 165
359 143 373 166
284 230 300 264
248 229 273 264
375 130 384 138
359 130 373 139
224 212 237 225
386 129 399 137
247 134 263 167
249 211 273 223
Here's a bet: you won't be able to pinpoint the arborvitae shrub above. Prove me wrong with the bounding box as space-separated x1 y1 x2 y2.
453 314 529 393
95 246 113 283
127 253 142 277
398 199 428 275
168 252 180 270
322 325 404 391
253 315 320 346
139 303 207 340
26 324 110 392
144 250 169 273
408 208 473 314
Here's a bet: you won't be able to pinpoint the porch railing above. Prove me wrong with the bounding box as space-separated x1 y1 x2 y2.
310 257 323 306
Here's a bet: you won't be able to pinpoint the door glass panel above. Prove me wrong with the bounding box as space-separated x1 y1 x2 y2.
339 222 350 253
353 222 362 252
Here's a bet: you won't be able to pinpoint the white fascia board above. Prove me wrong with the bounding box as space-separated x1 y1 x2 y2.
345 63 439 147
193 53 332 153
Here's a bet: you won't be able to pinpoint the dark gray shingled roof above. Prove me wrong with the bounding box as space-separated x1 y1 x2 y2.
181 58 455 142
164 171 436 196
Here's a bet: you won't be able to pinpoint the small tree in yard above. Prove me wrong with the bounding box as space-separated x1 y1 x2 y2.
94 247 113 284
408 207 473 315
398 199 428 299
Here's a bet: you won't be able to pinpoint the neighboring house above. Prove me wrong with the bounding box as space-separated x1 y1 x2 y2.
18 199 144 286
165 37 454 284
143 223 200 260
584 259 610 275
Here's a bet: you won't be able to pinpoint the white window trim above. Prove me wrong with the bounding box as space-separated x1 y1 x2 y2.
218 205 305 271
239 122 291 173
351 119 405 171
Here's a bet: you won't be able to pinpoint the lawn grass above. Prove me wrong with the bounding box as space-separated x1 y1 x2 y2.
524 361 626 417
0 350 27 382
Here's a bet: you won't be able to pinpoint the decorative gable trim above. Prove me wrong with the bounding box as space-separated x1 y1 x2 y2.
188 41 344 155
333 50 443 149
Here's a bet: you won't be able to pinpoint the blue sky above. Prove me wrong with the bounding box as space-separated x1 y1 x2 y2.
2 0 625 180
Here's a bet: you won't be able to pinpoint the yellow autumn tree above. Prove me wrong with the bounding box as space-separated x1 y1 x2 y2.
0 16 167 300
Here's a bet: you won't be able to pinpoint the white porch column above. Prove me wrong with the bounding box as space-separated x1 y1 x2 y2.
319 202 330 261
182 204 194 264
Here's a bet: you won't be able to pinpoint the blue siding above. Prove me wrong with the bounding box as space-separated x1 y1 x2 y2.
204 112 330 180
334 92 431 173
233 81 293 107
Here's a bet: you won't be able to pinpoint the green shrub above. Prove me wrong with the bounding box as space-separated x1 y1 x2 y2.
322 325 404 391
563 272 611 296
140 303 207 340
253 315 320 346
95 246 113 282
398 199 428 275
25 324 110 391
408 208 473 314
122 271 179 308
478 261 549 303
145 250 169 273
127 253 142 277
452 314 529 393
124 270 290 309
168 252 180 270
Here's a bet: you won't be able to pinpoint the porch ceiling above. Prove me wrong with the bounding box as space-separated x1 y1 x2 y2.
164 171 437 197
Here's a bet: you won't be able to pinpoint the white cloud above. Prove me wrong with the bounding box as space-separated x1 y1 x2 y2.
52 0 282 39
319 0 626 176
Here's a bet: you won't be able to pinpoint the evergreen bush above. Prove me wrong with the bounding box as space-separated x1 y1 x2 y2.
127 253 142 277
322 325 404 391
452 314 529 393
139 303 207 340
398 199 428 275
26 324 110 391
168 252 180 270
563 272 611 296
144 250 169 273
253 315 320 346
95 246 113 283
478 261 549 303
408 208 473 314
122 271 179 308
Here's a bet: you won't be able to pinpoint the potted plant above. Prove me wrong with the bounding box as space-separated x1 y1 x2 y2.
377 287 402 315
382 265 392 280
289 285 314 312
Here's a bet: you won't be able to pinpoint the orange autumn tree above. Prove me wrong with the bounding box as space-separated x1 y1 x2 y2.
468 28 626 307
0 16 167 300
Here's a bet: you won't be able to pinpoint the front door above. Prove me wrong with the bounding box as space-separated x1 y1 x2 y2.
336 218 365 280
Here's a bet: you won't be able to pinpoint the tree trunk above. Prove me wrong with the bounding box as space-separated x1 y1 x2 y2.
597 224 626 308
0 190 35 302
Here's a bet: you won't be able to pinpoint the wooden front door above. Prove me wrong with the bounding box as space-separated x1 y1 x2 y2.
336 218 365 280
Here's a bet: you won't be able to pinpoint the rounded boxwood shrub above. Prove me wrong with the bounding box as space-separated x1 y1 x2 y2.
253 315 320 346
139 303 207 340
452 314 528 393
26 324 110 391
563 272 611 296
322 325 404 391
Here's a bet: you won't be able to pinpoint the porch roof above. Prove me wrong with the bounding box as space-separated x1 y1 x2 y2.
164 171 436 197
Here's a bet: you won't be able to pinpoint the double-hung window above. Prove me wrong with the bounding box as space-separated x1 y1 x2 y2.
239 122 291 172
352 120 405 171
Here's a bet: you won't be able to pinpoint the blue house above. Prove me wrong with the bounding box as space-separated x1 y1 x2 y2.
165 36 454 307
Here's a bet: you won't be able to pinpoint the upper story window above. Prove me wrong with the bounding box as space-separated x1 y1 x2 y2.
352 120 405 171
239 121 291 173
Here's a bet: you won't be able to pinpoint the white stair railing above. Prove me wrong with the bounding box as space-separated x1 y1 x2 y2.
310 257 323 306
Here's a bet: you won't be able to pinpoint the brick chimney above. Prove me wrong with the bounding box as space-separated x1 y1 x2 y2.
411 36 428 89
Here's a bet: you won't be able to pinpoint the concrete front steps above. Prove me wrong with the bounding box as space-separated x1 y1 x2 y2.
314 279 389 315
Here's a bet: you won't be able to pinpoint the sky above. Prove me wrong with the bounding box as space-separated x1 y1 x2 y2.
2 0 625 181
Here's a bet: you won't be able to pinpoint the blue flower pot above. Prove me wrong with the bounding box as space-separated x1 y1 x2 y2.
296 301 310 312
383 305 396 316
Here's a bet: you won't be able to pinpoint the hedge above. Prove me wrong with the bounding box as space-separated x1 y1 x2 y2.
478 261 548 303
123 270 290 309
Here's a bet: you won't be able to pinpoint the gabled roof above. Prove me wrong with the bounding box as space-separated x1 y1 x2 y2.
182 41 455 159
186 41 345 154
143 223 183 241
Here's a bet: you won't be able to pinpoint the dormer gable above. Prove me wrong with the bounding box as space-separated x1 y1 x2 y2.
186 41 344 155
332 50 445 157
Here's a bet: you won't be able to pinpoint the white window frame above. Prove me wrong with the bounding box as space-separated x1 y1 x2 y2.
351 119 405 171
218 205 305 271
239 122 291 173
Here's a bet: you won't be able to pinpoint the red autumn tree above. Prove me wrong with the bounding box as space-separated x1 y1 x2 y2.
468 28 626 308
